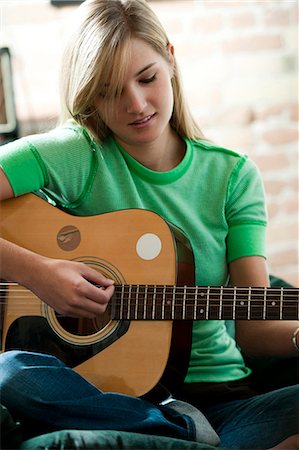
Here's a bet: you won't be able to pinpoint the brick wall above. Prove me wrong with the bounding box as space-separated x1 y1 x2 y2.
1 0 298 286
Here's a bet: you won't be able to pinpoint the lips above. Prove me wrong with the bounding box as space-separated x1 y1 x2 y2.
129 113 156 126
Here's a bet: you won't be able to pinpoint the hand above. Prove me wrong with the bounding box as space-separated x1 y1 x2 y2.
28 257 115 318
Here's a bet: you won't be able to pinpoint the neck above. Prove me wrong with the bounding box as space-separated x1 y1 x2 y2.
116 128 185 172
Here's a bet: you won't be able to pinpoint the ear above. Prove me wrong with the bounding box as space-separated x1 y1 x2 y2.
167 43 175 75
167 43 175 56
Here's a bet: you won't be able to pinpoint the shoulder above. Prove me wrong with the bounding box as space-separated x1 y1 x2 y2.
28 122 96 156
190 138 246 161
188 138 258 177
191 138 262 172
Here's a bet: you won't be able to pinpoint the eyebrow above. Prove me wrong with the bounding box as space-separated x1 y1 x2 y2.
135 62 157 77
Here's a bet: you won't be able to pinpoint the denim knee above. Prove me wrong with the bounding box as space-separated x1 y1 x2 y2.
0 350 64 409
0 350 29 386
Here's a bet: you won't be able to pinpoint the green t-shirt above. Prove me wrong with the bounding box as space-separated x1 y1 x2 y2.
0 124 267 383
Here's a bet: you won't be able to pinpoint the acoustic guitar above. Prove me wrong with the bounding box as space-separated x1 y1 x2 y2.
0 194 298 397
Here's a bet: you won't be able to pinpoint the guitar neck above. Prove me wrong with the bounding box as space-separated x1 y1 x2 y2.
109 285 299 320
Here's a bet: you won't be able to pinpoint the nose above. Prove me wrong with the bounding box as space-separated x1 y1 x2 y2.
125 86 147 114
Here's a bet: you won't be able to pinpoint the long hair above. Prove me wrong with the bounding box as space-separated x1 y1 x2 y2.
59 0 204 141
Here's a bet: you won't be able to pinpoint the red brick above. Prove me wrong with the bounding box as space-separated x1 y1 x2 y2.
256 153 290 171
290 104 299 121
264 179 288 196
205 127 254 152
192 14 224 32
283 198 299 215
255 104 295 121
268 222 298 245
270 249 298 266
268 263 299 288
230 12 256 28
202 1 244 9
267 201 281 220
264 10 291 27
223 34 284 53
289 4 299 24
262 129 299 145
217 107 255 126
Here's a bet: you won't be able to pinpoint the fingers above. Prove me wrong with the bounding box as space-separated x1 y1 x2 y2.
55 282 115 318
66 295 113 319
81 264 115 288
38 259 117 318
85 282 115 310
66 265 115 318
80 265 115 304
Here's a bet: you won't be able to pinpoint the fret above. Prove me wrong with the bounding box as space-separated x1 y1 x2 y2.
171 287 176 320
221 288 234 319
152 286 156 320
134 284 139 320
233 286 236 319
263 288 267 319
235 288 248 319
247 287 251 320
149 285 155 320
219 286 223 319
282 289 299 319
209 287 222 319
164 287 172 320
161 285 166 320
194 286 198 320
237 300 248 319
248 288 266 319
126 284 132 320
267 295 280 320
110 284 298 321
120 284 125 319
206 287 210 319
197 290 205 320
143 285 148 320
182 286 187 320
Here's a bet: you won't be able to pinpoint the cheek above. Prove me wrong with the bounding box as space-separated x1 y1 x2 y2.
157 77 174 112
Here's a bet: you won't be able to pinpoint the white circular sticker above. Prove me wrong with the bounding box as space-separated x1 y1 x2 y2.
136 233 162 260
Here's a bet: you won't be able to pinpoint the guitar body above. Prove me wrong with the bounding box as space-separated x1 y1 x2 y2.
0 194 193 397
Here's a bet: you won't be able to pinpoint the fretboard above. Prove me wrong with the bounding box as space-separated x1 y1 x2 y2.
108 285 299 320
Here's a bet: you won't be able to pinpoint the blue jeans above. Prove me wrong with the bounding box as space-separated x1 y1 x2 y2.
1 350 298 449
202 386 299 449
0 351 194 442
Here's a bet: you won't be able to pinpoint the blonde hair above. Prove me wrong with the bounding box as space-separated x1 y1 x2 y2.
59 0 204 141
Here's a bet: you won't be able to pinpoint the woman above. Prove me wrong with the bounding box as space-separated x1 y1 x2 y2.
0 0 298 448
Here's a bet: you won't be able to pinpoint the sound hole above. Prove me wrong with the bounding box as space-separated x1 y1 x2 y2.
55 310 111 336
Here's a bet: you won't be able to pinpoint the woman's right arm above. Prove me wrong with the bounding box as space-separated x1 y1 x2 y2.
0 167 14 201
0 168 114 318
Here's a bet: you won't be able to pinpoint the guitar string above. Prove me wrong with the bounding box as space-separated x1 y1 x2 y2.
1 285 298 307
0 284 298 295
1 299 297 304
0 289 298 299
0 291 298 301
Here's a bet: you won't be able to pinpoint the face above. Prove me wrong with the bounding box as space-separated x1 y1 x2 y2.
95 38 174 154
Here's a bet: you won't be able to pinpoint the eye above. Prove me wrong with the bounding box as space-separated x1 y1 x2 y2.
140 74 157 84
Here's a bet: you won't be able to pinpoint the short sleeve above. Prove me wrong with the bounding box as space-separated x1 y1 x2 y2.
225 156 267 263
0 125 97 207
0 137 47 195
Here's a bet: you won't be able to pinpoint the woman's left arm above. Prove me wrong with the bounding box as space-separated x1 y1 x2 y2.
230 256 299 358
